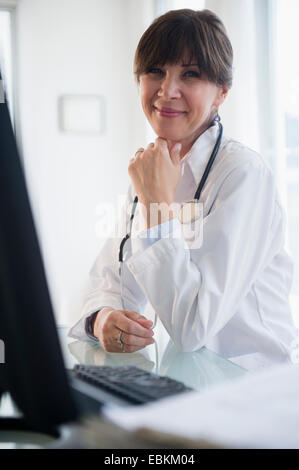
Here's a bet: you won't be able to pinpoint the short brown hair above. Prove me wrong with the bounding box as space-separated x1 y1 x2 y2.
134 9 233 88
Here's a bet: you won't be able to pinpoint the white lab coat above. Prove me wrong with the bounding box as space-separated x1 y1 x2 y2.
69 124 299 371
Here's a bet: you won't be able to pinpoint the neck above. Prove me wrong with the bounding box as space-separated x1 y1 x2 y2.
167 141 191 160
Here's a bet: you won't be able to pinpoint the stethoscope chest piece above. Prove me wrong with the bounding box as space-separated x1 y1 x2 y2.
178 199 203 224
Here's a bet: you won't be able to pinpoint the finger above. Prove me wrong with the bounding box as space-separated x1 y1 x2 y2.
126 317 154 330
169 143 182 166
123 310 153 326
136 318 154 329
121 332 155 347
128 159 138 176
114 314 154 338
129 157 136 167
134 147 144 159
154 137 168 149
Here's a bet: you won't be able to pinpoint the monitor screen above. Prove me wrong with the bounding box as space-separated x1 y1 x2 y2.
0 73 78 432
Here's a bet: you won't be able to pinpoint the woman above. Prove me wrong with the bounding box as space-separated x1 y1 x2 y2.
69 9 299 371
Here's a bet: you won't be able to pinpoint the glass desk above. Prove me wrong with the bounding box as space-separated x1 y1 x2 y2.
59 323 247 393
0 324 248 449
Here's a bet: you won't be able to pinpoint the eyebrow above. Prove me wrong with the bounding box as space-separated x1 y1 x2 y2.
181 63 200 67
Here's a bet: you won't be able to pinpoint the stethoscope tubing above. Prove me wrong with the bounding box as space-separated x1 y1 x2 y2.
118 120 223 364
119 120 223 264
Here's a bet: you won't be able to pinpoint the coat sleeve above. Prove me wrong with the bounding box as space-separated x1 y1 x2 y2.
124 161 281 351
68 184 148 341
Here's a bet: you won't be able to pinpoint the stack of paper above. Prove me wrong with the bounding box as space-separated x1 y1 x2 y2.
103 363 299 448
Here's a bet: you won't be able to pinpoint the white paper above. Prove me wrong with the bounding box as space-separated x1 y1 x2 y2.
103 363 299 448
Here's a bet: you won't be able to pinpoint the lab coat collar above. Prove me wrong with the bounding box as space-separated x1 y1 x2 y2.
181 123 225 185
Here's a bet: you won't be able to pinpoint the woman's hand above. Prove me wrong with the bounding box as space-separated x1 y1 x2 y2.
128 138 182 208
93 307 155 353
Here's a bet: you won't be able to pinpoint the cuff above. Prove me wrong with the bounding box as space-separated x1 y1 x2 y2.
126 219 186 275
134 217 180 252
85 311 100 341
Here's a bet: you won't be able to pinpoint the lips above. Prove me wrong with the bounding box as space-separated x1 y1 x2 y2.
154 106 186 118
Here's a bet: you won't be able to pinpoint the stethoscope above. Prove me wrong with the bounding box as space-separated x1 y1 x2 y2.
118 119 223 328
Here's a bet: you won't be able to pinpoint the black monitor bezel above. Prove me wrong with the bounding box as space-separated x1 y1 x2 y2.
0 74 79 432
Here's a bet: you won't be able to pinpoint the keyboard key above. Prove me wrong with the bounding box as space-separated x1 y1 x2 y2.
73 365 192 404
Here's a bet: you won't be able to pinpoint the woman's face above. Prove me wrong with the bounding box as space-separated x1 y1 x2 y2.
140 60 228 154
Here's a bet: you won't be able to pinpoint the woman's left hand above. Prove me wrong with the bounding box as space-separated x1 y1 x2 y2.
128 138 182 209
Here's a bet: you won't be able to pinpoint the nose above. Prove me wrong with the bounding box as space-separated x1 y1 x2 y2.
157 72 181 99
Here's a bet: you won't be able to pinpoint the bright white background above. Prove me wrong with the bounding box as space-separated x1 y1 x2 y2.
0 0 298 327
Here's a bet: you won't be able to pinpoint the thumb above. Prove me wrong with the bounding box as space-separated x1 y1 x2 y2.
169 143 182 166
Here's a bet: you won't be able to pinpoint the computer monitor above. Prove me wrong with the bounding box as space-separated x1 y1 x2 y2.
0 72 79 432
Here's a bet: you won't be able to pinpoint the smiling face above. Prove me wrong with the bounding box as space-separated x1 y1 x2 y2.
140 61 228 156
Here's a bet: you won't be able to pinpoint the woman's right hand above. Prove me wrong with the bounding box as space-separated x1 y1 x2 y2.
93 307 155 353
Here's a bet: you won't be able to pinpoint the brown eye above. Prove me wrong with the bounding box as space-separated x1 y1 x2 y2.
147 68 163 75
184 70 200 78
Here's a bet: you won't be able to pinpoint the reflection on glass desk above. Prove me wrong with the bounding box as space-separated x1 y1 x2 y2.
0 324 248 449
59 322 247 393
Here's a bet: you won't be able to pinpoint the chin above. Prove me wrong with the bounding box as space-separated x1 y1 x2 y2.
161 133 183 141
151 123 184 141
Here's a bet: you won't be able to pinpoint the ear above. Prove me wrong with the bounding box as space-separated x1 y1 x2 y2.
214 86 229 107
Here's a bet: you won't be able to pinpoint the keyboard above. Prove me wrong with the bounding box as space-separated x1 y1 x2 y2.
73 364 193 405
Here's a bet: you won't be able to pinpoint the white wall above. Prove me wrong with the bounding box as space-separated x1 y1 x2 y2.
16 0 155 324
205 0 260 153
